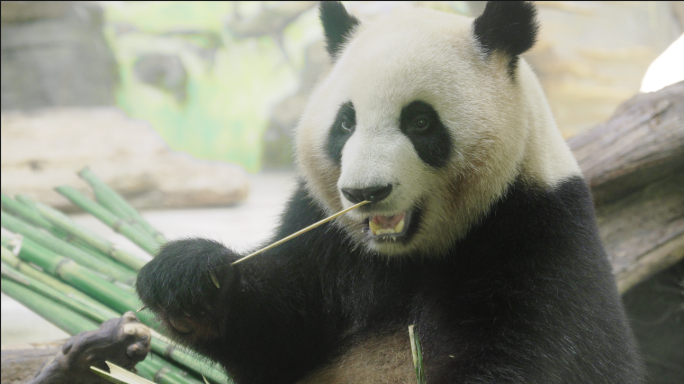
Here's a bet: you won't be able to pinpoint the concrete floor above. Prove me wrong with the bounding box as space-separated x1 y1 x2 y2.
1 171 298 346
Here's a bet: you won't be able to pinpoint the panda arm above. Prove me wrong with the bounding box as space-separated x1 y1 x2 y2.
135 184 346 380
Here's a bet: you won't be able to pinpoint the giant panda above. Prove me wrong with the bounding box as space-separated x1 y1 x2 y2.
136 2 644 383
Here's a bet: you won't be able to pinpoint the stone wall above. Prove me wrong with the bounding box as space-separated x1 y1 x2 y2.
1 1 117 110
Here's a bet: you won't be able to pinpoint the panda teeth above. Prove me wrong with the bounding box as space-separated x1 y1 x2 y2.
369 217 406 236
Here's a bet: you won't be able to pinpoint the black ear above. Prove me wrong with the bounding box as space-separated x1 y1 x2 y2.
319 1 360 59
473 1 539 77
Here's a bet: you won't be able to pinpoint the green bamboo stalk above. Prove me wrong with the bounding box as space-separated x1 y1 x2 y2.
56 186 161 256
0 233 156 325
139 355 207 384
2 261 115 323
1 245 228 383
148 334 231 384
34 202 147 271
1 193 67 238
2 277 203 384
409 325 426 384
1 211 136 284
79 168 166 244
12 194 147 271
15 193 41 210
15 194 123 257
1 245 121 317
1 277 100 335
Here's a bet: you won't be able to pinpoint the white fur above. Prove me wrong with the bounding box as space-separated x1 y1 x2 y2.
295 8 580 256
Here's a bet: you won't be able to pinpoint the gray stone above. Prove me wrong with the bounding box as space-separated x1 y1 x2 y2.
1 2 117 111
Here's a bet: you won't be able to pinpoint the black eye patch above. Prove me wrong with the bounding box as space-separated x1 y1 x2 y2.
400 101 452 168
326 102 356 164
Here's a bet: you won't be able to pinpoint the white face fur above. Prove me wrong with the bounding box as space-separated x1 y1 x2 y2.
295 6 580 256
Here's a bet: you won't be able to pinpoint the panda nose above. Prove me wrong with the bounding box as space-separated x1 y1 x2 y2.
341 185 393 204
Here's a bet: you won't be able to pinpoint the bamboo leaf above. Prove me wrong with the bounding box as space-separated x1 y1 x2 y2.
92 361 156 384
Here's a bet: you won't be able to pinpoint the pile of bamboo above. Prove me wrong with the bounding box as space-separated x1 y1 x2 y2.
1 168 231 384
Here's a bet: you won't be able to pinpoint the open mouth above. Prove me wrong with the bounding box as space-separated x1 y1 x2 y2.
364 210 412 240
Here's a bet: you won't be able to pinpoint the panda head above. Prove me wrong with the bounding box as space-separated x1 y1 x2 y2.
295 1 579 256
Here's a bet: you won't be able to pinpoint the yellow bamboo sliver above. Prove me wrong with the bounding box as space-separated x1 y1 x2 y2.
232 200 370 265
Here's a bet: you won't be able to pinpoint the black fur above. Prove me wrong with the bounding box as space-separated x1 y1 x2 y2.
400 100 453 168
136 176 644 384
325 101 356 164
319 1 360 58
473 1 539 77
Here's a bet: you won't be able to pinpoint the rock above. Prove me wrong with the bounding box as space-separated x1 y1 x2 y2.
0 107 249 212
522 1 682 137
261 41 329 169
0 2 117 111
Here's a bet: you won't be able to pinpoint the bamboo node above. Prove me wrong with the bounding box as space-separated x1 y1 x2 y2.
107 243 119 256
154 366 172 381
163 344 176 358
112 219 127 233
54 257 76 276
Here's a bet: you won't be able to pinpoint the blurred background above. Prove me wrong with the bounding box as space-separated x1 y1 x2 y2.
1 1 683 383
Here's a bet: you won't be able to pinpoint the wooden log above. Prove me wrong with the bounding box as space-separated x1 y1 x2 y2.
1 313 150 384
596 174 684 293
568 81 684 204
1 341 63 384
569 81 684 293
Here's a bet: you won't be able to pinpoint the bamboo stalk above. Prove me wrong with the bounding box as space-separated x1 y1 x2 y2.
1 277 100 336
1 278 203 384
1 193 67 238
1 245 229 383
1 245 121 318
232 200 370 265
148 332 232 384
3 171 230 383
1 210 137 284
13 194 106 256
15 193 136 261
409 325 426 384
2 261 115 323
0 233 155 325
55 186 162 256
80 168 166 244
34 202 147 271
141 355 208 384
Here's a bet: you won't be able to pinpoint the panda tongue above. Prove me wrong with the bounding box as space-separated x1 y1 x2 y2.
372 213 405 229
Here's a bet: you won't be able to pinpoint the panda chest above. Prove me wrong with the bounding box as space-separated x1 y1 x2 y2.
297 331 415 384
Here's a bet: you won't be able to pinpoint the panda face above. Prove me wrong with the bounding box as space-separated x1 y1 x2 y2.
296 5 578 256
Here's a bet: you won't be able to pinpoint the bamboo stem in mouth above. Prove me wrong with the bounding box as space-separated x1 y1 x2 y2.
232 200 370 265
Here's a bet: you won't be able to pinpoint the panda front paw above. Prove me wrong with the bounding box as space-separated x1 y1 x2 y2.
136 238 238 336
